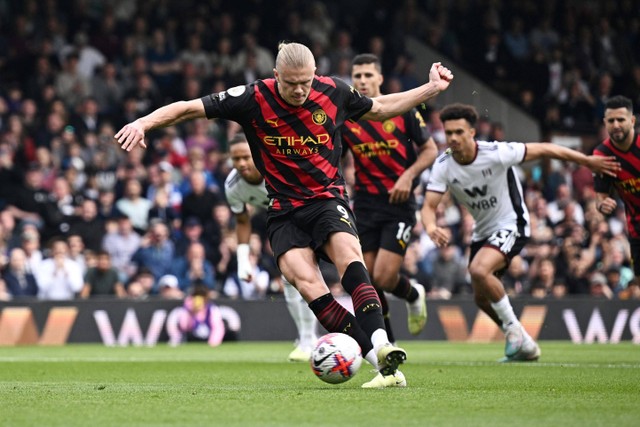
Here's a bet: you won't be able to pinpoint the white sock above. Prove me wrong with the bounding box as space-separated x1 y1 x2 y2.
298 301 319 351
490 295 520 330
283 278 304 345
370 328 390 354
364 349 379 369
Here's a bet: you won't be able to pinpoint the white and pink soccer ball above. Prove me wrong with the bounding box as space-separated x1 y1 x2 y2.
310 333 362 384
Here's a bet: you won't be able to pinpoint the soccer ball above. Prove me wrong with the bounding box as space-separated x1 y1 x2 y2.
310 333 362 384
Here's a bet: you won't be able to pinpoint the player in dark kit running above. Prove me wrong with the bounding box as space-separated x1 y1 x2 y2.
342 54 437 344
115 42 453 388
593 95 640 284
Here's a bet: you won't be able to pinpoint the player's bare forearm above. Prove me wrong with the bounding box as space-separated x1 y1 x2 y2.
139 100 206 130
524 143 620 176
390 139 437 203
115 99 206 151
235 212 252 244
366 83 440 121
362 63 453 121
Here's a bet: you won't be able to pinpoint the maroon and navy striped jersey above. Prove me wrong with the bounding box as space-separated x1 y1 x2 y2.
593 132 640 238
341 109 429 197
201 77 373 214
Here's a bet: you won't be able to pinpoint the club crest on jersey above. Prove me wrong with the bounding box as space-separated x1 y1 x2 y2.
312 109 327 125
227 85 246 97
382 120 396 133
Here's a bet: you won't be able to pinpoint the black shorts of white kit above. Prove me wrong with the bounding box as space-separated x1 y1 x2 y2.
469 229 529 277
267 198 359 262
630 238 640 277
353 194 416 256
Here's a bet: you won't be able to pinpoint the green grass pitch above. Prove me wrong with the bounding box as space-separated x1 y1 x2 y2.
0 342 638 427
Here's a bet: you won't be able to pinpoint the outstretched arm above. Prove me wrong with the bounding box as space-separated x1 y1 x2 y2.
361 63 453 122
523 143 620 177
115 99 206 151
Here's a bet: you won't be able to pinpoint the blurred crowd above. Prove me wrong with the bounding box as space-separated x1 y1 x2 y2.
408 0 640 136
0 0 638 302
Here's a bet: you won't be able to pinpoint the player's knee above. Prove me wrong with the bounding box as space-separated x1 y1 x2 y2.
372 270 396 291
468 263 490 283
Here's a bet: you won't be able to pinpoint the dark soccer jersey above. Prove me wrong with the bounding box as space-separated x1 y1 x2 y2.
593 133 640 238
201 77 372 214
342 108 429 197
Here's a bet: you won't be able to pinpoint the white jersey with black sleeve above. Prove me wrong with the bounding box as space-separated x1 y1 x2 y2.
224 168 269 213
426 140 531 242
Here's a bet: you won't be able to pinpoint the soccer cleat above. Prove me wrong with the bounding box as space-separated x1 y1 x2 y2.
500 323 541 362
407 283 427 335
376 343 407 376
361 370 407 389
287 345 311 362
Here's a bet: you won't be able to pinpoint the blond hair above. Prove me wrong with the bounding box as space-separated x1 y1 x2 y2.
275 42 315 71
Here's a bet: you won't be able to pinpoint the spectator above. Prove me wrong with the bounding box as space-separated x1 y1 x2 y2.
19 225 42 273
171 241 216 296
1 247 38 298
67 234 90 275
589 271 614 299
80 250 125 298
125 267 155 300
157 274 184 300
35 239 84 300
102 212 141 281
69 199 105 252
91 62 125 116
177 284 225 347
115 178 153 234
427 243 469 299
131 221 175 290
174 216 213 260
54 51 91 109
146 161 182 211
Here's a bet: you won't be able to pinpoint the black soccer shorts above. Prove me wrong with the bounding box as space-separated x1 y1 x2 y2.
267 198 359 261
353 197 416 256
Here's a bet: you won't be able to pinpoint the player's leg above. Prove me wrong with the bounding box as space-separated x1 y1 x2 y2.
468 233 540 361
282 276 318 362
269 215 375 366
277 246 377 363
363 250 396 345
372 248 427 335
372 218 427 335
324 231 406 377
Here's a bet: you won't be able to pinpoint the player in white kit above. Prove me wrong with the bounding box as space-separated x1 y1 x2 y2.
224 134 318 362
421 103 620 361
